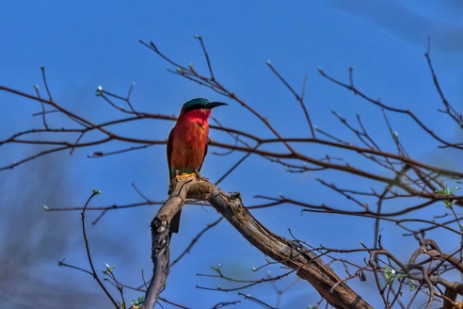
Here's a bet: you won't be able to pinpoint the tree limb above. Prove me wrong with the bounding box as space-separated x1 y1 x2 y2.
141 176 371 309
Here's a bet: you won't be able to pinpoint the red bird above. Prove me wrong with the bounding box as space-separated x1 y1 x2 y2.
167 98 226 233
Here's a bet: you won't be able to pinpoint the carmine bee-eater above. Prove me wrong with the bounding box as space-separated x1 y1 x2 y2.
167 98 227 234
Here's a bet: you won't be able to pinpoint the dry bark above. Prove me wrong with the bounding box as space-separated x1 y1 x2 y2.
141 176 371 309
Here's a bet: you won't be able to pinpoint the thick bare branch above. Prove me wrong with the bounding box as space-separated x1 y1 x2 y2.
207 184 372 309
141 176 371 308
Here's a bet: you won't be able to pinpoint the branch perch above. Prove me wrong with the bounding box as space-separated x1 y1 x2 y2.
141 176 371 309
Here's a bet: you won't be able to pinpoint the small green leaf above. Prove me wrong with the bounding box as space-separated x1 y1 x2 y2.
384 265 396 286
131 296 144 306
444 200 452 208
446 200 456 208
436 185 459 208
435 189 447 195
408 280 415 291
102 263 115 274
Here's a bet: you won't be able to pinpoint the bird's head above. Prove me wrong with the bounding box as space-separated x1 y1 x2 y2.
179 98 227 120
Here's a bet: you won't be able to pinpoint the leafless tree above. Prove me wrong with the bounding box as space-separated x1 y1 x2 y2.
1 37 462 308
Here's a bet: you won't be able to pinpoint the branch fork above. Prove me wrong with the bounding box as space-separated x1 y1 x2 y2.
141 176 371 309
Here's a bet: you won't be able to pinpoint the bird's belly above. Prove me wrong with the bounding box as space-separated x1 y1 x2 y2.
170 136 207 172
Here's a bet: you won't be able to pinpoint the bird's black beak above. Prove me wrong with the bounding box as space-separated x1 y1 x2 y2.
207 102 227 109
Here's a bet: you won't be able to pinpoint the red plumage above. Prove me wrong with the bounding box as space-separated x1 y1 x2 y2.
167 99 226 234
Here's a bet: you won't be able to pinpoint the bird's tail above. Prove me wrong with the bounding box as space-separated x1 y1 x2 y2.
170 210 181 234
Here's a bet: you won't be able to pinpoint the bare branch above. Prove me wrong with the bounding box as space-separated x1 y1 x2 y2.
81 190 119 307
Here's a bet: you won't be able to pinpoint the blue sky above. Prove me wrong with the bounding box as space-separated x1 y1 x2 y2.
1 1 462 308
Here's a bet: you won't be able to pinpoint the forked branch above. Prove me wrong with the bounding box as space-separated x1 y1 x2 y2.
141 176 372 309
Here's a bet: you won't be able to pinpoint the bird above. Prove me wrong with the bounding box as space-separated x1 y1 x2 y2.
167 98 227 234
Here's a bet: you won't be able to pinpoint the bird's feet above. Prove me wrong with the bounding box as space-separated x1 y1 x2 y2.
173 170 209 181
170 170 208 193
169 171 194 195
174 170 208 180
175 172 196 180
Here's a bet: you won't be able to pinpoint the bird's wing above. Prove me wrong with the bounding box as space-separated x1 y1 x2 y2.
199 139 208 172
167 127 181 233
167 128 174 180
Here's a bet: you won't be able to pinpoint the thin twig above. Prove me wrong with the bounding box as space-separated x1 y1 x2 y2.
81 190 119 307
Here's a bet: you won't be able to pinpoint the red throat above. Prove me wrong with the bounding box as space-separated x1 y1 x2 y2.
180 108 212 124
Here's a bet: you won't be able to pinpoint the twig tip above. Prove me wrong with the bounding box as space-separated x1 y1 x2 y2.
96 85 103 96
